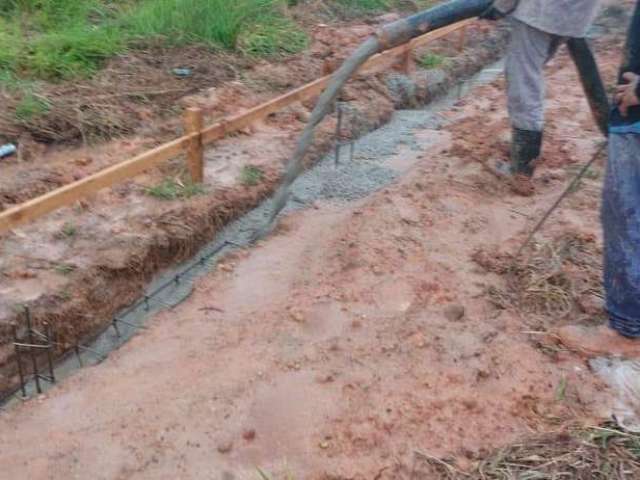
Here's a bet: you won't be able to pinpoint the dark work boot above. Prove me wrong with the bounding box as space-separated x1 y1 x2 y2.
511 128 543 176
510 128 543 196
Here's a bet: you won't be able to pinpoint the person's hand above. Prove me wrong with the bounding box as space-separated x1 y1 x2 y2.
615 72 640 117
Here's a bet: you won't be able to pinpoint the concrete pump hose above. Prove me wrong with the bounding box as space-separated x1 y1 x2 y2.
254 0 609 239
566 38 610 137
252 0 492 240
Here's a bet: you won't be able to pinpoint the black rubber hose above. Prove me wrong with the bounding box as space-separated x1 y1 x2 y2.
566 38 610 137
253 0 492 239
377 0 492 49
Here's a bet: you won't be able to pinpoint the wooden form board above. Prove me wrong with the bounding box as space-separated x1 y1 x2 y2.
201 20 474 145
0 136 192 232
0 20 473 234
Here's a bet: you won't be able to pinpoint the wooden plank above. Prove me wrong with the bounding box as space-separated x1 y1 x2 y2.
0 136 192 233
457 24 468 52
184 108 204 183
202 20 474 145
0 20 474 233
202 76 331 144
362 20 474 74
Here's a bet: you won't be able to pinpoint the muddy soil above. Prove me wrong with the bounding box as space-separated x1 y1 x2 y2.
0 7 630 477
0 20 509 395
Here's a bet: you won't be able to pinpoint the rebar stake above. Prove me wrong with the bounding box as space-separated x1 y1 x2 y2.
74 344 83 367
44 322 55 384
112 318 121 338
335 102 344 166
25 308 41 394
13 325 27 399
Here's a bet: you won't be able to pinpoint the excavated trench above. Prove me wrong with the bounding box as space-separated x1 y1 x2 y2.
1 58 506 407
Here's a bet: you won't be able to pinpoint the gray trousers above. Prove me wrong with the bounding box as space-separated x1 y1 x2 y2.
506 19 564 132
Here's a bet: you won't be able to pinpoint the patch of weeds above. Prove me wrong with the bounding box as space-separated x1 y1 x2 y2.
332 0 436 14
418 52 446 70
473 232 602 320
555 376 567 401
126 0 304 55
58 288 72 301
145 177 205 200
335 0 390 11
54 263 76 275
11 303 27 314
413 424 640 479
60 222 77 238
25 26 124 80
238 16 308 57
240 165 264 186
15 92 50 121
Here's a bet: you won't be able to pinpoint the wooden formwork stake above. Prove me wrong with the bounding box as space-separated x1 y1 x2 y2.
457 25 467 52
184 108 204 183
401 44 415 75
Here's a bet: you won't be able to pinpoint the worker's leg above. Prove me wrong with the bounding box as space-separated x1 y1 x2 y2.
506 19 560 132
505 20 562 194
556 134 640 358
602 133 640 339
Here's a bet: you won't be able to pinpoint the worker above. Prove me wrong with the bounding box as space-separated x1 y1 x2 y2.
482 0 602 195
556 1 640 357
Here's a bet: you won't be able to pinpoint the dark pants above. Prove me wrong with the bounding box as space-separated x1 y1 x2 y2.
602 133 640 338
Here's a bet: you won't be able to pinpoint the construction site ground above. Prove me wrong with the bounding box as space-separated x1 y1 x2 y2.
0 14 508 393
2 5 638 477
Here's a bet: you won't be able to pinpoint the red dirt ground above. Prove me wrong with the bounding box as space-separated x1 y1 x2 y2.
0 18 508 393
0 20 627 477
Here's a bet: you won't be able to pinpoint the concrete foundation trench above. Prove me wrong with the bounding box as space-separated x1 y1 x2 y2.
2 6 640 479
1 24 511 402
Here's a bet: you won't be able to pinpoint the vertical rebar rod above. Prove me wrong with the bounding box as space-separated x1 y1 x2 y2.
13 326 27 398
74 344 83 367
44 323 55 384
335 102 343 166
112 318 121 337
25 308 42 394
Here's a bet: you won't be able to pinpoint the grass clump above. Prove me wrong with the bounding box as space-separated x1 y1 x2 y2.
0 0 125 80
124 0 307 55
60 222 77 238
0 0 307 83
418 52 446 69
473 232 603 320
14 92 50 121
413 424 640 479
239 164 264 186
145 177 205 200
334 0 436 12
53 263 76 275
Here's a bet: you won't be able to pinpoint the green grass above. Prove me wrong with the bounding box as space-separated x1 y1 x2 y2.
15 91 50 121
53 263 76 275
239 165 264 186
334 0 436 12
417 52 446 69
145 177 205 200
126 0 306 56
0 0 308 83
60 222 77 238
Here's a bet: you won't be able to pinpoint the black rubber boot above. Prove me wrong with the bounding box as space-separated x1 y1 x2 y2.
511 128 543 177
